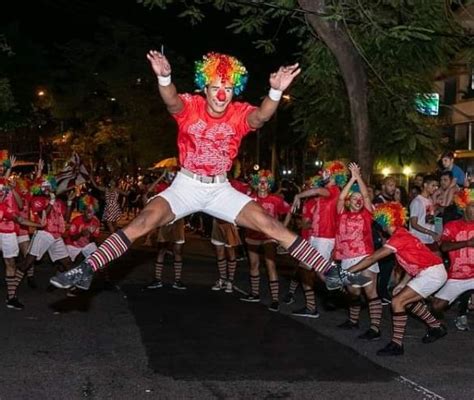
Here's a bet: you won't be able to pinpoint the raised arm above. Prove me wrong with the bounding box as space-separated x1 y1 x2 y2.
247 63 301 129
349 162 373 211
337 173 356 213
4 155 16 179
292 186 329 213
147 50 183 115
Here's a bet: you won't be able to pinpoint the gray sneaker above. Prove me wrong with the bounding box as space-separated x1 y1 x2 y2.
50 261 95 290
325 264 343 291
454 315 470 331
340 270 372 288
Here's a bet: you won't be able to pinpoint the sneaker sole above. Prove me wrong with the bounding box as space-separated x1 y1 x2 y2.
293 313 320 319
6 305 24 310
240 299 260 303
350 280 373 289
268 308 280 312
49 278 72 289
172 287 187 290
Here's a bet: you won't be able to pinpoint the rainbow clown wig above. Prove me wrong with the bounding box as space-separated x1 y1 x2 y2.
251 169 275 190
31 175 57 195
78 194 99 214
373 202 407 231
194 52 248 96
453 188 474 213
323 160 348 188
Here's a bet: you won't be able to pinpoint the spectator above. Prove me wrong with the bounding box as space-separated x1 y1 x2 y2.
441 151 465 187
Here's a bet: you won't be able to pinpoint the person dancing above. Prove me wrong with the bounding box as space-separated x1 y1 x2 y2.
50 51 369 291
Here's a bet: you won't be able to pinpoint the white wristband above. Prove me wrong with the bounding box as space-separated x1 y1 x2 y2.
268 88 283 101
158 75 171 87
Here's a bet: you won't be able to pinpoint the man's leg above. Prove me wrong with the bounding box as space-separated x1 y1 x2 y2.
240 243 260 302
171 243 186 290
236 202 330 274
51 197 175 289
263 242 279 311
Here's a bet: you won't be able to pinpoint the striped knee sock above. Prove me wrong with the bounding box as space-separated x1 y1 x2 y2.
304 289 316 312
288 236 331 273
154 261 163 280
409 302 441 328
227 259 237 283
250 274 260 296
5 275 16 300
174 261 183 282
392 312 408 346
269 279 279 302
87 230 131 271
368 297 383 330
289 279 299 294
349 300 361 324
217 258 227 281
27 266 34 278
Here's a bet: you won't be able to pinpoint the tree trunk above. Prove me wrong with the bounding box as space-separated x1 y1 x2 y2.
298 0 372 180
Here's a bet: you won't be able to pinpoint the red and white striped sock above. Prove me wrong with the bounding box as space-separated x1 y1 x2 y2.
288 236 331 273
409 302 441 328
217 258 227 281
227 259 237 283
368 297 383 330
87 230 131 272
392 312 408 346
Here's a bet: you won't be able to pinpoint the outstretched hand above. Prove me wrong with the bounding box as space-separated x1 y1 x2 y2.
146 50 172 77
269 63 301 91
348 162 361 178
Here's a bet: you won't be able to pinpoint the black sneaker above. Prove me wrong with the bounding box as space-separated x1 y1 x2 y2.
337 320 359 330
377 341 404 356
292 307 320 319
324 264 343 291
6 297 24 310
240 294 260 303
172 280 187 290
421 325 447 344
282 292 295 305
146 279 163 289
27 276 38 289
358 328 381 341
268 301 280 312
49 260 95 290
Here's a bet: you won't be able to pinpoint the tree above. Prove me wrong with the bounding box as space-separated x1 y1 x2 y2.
139 0 473 178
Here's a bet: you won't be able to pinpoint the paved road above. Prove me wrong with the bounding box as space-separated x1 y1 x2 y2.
0 232 473 399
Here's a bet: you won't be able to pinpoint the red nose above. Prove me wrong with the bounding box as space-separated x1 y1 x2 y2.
216 90 226 102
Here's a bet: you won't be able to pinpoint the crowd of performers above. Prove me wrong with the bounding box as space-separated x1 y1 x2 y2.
1 154 472 358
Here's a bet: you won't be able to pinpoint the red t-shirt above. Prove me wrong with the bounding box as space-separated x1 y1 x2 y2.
301 197 317 240
0 192 18 234
17 193 32 236
335 208 374 260
173 94 256 176
65 215 100 248
441 219 474 280
246 194 290 241
385 227 443 276
311 185 340 239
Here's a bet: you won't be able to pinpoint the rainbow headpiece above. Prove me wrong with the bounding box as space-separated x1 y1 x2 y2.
78 194 99 214
309 174 323 188
373 202 407 230
251 169 275 190
453 188 474 213
322 160 348 188
31 175 57 195
195 52 248 96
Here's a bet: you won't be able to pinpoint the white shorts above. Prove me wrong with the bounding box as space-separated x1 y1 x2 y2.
341 255 380 274
17 235 30 244
0 232 19 258
309 236 335 262
156 172 252 224
434 278 474 304
407 264 448 298
66 242 98 262
29 230 69 262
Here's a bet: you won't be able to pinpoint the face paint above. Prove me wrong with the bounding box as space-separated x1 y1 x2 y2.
355 199 363 207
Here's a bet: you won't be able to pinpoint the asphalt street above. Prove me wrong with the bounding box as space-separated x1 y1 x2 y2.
0 231 473 399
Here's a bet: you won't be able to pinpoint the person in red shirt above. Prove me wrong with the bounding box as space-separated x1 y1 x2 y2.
343 203 448 356
334 163 382 340
0 178 45 310
240 170 291 312
431 189 474 330
51 51 334 291
65 195 101 263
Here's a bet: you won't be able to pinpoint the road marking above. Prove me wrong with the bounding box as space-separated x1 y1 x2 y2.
397 376 445 400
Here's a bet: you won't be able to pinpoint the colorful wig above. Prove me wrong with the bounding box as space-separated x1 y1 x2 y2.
251 169 275 190
453 188 474 213
78 194 99 214
373 202 407 231
195 52 248 96
323 160 348 188
31 175 57 195
309 174 323 188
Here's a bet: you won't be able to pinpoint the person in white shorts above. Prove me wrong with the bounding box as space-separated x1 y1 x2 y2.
334 163 382 340
431 189 474 331
51 51 342 292
343 202 448 356
65 195 100 263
